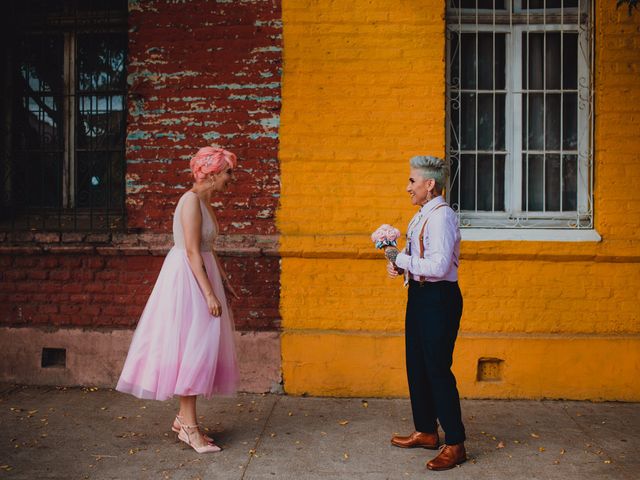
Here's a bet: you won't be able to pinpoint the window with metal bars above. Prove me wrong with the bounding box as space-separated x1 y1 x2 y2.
446 0 593 230
1 0 128 231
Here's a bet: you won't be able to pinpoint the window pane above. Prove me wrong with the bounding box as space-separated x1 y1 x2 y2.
546 32 561 90
13 35 64 208
494 154 506 211
455 154 505 212
461 93 477 150
562 154 578 211
458 33 506 91
460 154 477 211
545 93 561 150
19 36 64 94
460 33 476 90
77 34 127 92
15 152 63 208
523 33 545 91
18 95 63 148
477 93 505 151
494 94 506 150
477 154 505 211
478 33 506 90
78 95 126 150
523 154 544 211
563 93 578 150
18 33 64 138
545 154 561 211
477 94 493 151
523 93 545 151
76 151 123 209
76 32 127 211
562 34 578 90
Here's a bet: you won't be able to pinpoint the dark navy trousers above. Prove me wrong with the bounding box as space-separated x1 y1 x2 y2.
405 279 465 445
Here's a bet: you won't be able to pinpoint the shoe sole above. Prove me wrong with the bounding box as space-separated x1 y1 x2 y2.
426 458 467 471
391 441 439 450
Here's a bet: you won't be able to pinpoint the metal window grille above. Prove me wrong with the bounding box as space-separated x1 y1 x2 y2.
446 0 593 229
1 0 128 232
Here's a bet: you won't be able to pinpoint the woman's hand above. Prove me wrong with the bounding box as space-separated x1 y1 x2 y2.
205 292 223 317
224 281 240 300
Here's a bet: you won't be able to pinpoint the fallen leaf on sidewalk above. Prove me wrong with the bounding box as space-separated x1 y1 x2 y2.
531 433 540 438
361 400 368 408
92 454 117 461
539 447 546 452
343 453 349 459
496 441 505 449
560 449 566 455
604 460 612 464
338 420 349 426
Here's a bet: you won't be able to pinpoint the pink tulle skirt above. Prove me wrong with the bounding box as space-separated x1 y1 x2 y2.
116 247 238 401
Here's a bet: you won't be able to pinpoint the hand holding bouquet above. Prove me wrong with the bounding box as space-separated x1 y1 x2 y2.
371 224 401 264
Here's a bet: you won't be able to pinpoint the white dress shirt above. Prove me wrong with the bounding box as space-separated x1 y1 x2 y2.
394 195 460 282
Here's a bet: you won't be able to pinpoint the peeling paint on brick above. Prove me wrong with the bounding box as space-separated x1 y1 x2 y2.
123 0 282 333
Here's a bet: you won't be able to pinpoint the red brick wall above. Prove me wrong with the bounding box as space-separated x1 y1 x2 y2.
1 0 282 333
126 0 281 233
0 248 279 331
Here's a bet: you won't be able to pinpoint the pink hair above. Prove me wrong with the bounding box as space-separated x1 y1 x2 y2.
189 147 237 180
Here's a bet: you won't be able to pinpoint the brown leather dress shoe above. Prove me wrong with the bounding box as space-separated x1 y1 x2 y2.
390 431 439 450
426 443 467 471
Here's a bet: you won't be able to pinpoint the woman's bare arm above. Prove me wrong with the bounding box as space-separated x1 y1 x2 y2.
181 194 221 316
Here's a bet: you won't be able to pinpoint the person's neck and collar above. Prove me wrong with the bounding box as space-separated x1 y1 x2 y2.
419 194 446 215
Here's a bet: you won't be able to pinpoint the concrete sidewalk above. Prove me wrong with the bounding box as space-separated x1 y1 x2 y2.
0 385 638 480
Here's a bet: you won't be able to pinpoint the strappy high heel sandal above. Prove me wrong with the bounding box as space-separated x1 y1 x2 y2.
178 423 221 453
172 415 214 443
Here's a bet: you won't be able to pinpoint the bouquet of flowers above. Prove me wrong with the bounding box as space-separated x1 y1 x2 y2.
371 224 401 250
371 224 402 266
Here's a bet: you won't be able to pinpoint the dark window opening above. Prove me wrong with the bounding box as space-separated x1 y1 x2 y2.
1 0 128 231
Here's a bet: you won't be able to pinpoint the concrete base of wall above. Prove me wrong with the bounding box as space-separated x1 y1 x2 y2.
282 331 640 401
0 327 281 393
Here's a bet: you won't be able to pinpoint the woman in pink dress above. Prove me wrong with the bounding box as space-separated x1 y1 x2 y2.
117 146 240 453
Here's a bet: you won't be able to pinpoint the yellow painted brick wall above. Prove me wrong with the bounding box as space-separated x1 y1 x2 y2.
278 0 640 400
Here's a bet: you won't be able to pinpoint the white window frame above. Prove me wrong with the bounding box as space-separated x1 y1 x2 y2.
446 1 598 241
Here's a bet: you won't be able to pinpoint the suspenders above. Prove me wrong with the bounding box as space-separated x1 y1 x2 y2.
415 203 451 283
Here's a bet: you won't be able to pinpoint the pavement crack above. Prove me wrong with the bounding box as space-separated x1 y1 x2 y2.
240 394 281 480
559 402 632 479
